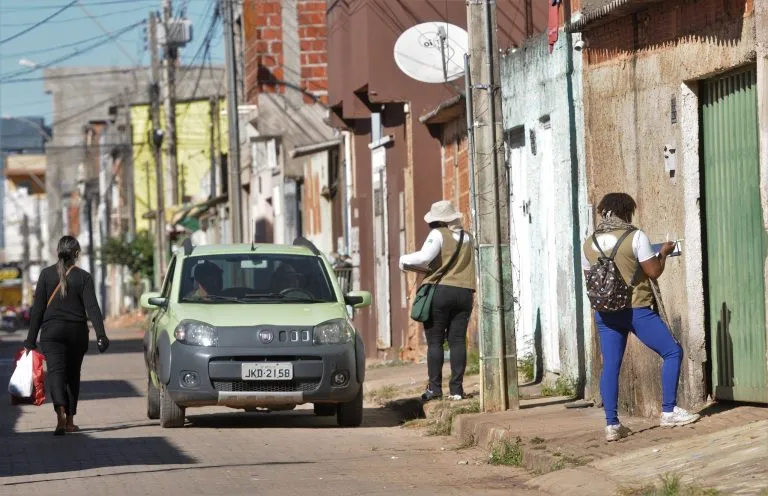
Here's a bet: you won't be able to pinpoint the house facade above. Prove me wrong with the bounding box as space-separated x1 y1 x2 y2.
570 0 768 413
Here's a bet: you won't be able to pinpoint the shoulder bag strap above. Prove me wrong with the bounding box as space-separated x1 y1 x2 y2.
432 230 465 286
608 229 636 260
46 266 75 308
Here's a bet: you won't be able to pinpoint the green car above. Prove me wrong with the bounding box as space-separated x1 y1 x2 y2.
140 238 371 428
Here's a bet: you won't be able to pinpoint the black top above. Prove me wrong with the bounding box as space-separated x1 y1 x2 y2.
25 265 107 348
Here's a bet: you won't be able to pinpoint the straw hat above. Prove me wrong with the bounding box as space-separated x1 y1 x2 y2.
424 200 462 224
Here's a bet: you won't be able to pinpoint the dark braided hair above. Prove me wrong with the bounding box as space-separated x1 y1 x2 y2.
597 193 637 223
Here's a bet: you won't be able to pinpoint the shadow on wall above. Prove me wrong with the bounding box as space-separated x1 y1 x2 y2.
534 309 544 382
716 302 734 389
584 0 748 65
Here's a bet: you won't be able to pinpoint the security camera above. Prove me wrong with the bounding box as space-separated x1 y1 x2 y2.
574 38 588 51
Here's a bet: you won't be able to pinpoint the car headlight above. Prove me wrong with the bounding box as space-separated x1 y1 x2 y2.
313 319 354 345
174 320 218 347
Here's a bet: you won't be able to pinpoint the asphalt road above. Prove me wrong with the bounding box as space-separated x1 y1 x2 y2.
0 328 545 495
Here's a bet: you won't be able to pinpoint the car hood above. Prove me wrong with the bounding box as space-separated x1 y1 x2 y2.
173 302 348 327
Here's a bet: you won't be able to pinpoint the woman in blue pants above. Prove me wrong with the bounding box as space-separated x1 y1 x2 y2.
582 193 701 442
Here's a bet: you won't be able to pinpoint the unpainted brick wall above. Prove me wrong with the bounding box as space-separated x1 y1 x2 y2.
585 0 754 66
440 116 479 351
242 0 329 105
298 0 328 104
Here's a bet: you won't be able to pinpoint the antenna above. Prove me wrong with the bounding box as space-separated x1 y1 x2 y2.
393 22 468 84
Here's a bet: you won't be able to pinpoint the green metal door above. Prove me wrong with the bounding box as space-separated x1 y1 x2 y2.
702 65 768 403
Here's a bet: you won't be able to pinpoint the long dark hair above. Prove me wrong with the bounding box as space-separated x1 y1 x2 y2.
56 236 80 297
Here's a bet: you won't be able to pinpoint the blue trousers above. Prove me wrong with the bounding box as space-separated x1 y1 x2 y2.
596 308 683 426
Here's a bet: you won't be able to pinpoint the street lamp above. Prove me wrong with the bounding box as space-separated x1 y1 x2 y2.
18 58 39 69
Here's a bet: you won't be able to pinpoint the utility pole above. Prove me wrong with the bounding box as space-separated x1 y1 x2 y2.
149 11 167 288
163 0 180 206
21 213 29 304
209 96 218 203
467 0 519 411
221 0 243 243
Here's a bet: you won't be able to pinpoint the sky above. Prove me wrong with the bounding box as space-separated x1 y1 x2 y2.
0 0 225 124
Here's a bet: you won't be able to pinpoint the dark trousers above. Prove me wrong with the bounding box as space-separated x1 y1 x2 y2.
423 285 474 396
41 322 89 415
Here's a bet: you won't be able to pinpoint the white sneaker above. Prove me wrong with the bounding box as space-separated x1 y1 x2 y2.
447 394 464 401
605 423 631 442
660 406 701 427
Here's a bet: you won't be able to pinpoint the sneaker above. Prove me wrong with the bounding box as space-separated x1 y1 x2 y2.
447 394 464 401
421 389 442 402
660 406 701 427
605 423 631 442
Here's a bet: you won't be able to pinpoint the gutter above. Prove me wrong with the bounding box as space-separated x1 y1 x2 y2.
290 138 343 158
566 0 633 32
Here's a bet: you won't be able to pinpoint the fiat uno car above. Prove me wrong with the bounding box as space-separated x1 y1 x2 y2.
140 238 371 428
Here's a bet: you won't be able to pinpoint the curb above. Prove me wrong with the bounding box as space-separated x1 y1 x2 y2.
453 413 583 474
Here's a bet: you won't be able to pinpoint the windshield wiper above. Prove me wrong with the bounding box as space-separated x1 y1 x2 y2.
181 295 243 303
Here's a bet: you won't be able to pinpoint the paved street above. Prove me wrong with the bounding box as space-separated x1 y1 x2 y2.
0 329 544 495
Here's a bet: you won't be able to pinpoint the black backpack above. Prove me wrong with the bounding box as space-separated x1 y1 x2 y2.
585 229 636 312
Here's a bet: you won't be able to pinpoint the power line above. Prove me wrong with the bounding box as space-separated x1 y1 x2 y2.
0 5 149 27
1 21 144 83
0 0 159 12
1 32 115 60
0 67 139 84
0 0 78 45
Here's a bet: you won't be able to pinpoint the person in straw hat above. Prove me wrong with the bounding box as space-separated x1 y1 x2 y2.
399 201 476 401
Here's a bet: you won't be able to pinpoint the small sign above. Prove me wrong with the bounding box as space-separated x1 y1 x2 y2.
0 266 22 282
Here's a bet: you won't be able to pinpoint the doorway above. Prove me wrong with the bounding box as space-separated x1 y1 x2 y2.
701 65 768 403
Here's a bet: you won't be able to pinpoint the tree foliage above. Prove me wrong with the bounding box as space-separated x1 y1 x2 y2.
102 230 154 281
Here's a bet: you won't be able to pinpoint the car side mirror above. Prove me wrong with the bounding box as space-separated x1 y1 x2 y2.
344 290 372 309
140 292 167 310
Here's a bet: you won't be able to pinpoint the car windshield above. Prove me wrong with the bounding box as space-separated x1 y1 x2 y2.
178 253 336 304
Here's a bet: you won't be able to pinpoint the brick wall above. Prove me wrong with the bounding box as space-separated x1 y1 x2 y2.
298 0 328 104
242 0 328 105
585 0 754 66
439 116 479 351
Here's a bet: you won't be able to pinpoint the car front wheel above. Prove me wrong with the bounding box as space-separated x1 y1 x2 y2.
147 376 160 420
336 387 363 427
159 387 186 428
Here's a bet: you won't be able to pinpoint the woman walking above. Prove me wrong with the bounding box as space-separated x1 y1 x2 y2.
400 201 476 401
24 236 110 435
582 193 700 442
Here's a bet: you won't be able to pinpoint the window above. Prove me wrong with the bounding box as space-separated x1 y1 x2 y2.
178 253 336 304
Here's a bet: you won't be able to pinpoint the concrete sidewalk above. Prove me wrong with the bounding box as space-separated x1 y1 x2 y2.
448 400 768 494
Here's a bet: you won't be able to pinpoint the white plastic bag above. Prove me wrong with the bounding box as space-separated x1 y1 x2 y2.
8 350 34 398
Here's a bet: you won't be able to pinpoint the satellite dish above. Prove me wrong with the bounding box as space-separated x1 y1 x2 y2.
394 22 468 84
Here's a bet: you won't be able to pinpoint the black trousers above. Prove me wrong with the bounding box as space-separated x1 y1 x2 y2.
423 285 474 396
41 321 89 415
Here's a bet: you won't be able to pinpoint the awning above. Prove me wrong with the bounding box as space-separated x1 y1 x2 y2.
419 95 465 125
171 195 228 232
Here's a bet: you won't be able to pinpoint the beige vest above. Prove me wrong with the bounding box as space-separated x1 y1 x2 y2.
423 228 476 291
583 229 653 308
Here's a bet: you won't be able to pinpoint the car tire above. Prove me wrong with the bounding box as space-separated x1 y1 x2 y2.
147 376 160 420
336 387 364 427
313 403 336 417
159 386 186 428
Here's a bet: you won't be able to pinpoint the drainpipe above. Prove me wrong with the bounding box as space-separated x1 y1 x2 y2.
563 2 587 395
343 131 353 257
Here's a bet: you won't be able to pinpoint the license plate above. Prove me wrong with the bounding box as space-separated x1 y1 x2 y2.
241 362 293 381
